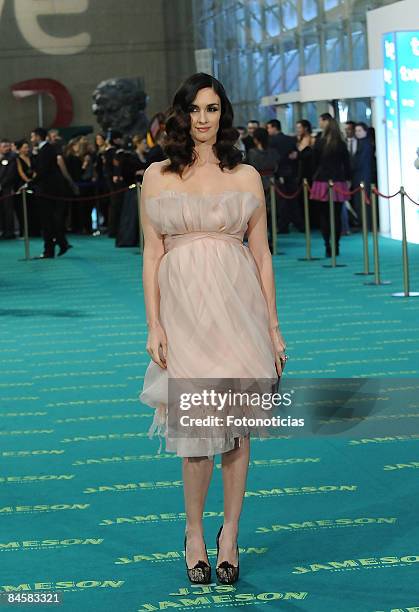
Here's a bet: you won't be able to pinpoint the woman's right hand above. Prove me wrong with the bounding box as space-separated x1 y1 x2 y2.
146 322 167 369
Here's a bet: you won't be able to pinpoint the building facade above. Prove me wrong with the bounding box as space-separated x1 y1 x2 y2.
0 0 195 138
192 0 402 127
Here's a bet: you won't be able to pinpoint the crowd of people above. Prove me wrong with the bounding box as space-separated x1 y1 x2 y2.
0 112 376 258
0 127 165 257
237 114 377 255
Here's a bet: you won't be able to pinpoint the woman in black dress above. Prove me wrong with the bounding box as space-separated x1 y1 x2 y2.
14 139 40 237
295 120 316 226
296 120 315 185
64 139 83 233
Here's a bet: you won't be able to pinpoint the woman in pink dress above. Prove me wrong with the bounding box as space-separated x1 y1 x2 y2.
139 73 287 585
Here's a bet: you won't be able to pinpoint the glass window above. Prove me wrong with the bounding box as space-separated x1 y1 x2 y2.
351 23 367 70
284 48 300 91
282 0 298 30
268 51 282 95
302 0 318 21
193 0 397 124
265 0 281 38
248 0 263 44
324 0 340 10
325 26 345 72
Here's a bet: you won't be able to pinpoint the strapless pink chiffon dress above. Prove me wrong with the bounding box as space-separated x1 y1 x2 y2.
139 190 277 458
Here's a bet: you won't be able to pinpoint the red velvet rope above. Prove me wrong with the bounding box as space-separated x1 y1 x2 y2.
372 186 401 199
332 184 362 197
274 184 303 199
404 192 419 206
29 184 134 202
2 177 417 206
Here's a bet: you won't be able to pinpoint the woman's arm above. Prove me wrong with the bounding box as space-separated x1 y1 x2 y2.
140 166 171 373
141 165 166 331
244 166 281 330
140 165 168 369
243 165 286 374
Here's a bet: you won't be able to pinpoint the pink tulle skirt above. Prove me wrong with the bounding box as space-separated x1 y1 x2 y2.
310 181 349 202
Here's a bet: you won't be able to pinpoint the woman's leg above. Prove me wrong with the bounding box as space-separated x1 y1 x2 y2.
341 202 349 235
218 435 250 564
318 201 330 246
183 456 214 566
334 201 343 251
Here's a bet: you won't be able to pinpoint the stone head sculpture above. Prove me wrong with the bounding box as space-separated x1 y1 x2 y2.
92 77 148 136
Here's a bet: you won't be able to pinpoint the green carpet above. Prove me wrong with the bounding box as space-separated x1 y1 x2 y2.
1 231 419 612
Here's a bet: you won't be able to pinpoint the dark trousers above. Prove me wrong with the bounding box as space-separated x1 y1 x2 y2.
69 184 94 234
116 189 139 247
0 190 15 237
318 201 343 246
79 183 94 233
275 181 304 233
14 193 41 237
39 197 68 255
264 187 272 234
108 188 124 237
95 179 109 228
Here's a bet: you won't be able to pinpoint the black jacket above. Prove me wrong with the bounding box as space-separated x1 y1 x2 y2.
32 142 66 194
352 137 374 186
312 138 351 182
0 152 17 192
246 147 280 191
268 133 298 181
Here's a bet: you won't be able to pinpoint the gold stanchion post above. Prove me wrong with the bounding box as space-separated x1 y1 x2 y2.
323 180 346 268
298 179 319 261
355 182 373 276
392 186 419 297
18 187 36 262
364 184 391 286
22 188 30 261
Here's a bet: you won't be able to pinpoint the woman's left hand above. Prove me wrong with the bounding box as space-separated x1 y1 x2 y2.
269 327 287 377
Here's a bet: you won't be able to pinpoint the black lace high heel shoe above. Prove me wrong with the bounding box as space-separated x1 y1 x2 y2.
215 524 240 584
184 532 211 584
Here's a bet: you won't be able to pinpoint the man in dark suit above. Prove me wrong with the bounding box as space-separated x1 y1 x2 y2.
0 139 17 239
266 119 304 233
30 127 72 258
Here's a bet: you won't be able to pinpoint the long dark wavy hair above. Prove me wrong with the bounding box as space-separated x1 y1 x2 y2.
322 118 345 154
162 73 242 177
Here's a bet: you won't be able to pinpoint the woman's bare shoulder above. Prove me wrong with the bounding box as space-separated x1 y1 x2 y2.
142 160 171 197
144 159 170 178
231 162 259 178
230 162 262 192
